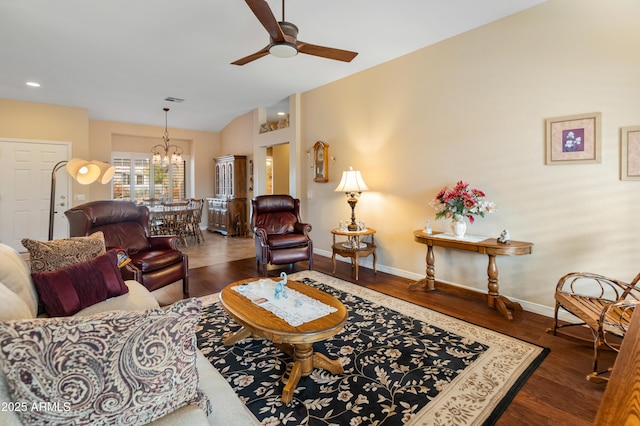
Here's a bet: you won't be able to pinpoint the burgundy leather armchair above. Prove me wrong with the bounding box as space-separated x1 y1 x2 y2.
251 195 313 276
65 200 189 294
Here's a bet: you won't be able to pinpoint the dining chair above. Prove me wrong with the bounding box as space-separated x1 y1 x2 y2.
187 198 205 244
142 198 161 207
160 201 190 247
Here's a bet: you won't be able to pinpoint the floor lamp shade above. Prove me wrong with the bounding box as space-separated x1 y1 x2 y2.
92 160 116 184
49 158 115 240
65 158 100 184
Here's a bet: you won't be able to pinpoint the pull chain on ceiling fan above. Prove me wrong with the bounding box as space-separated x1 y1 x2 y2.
232 0 358 66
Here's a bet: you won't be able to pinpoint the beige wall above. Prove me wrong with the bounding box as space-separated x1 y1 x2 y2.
218 1 640 314
219 96 301 201
272 143 290 194
0 99 91 199
219 112 256 208
251 95 302 198
220 112 253 156
0 100 219 211
292 0 640 314
89 120 218 203
3 0 638 315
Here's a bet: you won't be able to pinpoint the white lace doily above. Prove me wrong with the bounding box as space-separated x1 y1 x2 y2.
232 279 337 326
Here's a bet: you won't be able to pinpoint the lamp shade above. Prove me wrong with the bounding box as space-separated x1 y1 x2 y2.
334 167 369 194
91 160 116 184
65 158 100 185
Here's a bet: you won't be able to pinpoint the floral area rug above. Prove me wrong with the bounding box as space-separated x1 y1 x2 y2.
195 271 548 425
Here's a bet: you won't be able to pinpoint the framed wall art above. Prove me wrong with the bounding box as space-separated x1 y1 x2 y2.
313 141 329 182
620 126 640 181
545 112 601 165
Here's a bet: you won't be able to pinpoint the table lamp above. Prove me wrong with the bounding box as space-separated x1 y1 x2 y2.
334 167 369 231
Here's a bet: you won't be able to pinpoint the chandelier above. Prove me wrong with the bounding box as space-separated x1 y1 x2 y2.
152 108 183 165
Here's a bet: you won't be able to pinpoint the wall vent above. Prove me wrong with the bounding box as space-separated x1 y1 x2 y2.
164 97 185 103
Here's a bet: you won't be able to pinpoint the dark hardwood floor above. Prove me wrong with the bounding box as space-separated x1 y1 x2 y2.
170 255 611 425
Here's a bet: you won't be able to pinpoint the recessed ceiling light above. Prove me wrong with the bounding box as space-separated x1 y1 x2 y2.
26 82 40 87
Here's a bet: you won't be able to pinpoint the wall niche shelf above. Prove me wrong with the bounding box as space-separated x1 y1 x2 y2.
259 115 289 133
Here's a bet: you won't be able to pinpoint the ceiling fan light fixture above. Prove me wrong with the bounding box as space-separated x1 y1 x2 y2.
232 2 357 65
269 42 297 58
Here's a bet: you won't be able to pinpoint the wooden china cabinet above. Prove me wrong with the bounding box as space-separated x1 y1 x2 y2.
207 155 247 236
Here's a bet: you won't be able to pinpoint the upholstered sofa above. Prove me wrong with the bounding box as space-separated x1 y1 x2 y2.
0 242 256 426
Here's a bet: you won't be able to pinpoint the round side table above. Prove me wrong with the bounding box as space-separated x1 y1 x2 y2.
330 228 377 280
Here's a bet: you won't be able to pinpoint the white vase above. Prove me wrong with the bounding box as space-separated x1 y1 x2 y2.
450 217 467 238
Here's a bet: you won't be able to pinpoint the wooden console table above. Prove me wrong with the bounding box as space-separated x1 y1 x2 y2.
410 230 533 320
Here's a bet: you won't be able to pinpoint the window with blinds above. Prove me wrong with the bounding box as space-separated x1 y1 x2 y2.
112 152 186 202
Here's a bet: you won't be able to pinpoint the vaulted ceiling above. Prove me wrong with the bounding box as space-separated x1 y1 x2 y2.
0 0 545 131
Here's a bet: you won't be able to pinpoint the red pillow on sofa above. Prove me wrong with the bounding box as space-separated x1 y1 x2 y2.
31 249 129 317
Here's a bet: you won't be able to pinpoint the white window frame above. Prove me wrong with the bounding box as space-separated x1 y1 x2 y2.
111 151 190 202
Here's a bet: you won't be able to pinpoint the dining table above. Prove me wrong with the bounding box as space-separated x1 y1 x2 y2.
146 203 195 246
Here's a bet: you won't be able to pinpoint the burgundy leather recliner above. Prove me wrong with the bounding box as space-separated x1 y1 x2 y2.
251 194 313 276
65 200 189 294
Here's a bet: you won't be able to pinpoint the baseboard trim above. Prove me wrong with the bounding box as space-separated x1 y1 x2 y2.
314 248 574 322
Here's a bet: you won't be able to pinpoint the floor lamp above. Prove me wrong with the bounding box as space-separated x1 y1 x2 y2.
48 158 115 240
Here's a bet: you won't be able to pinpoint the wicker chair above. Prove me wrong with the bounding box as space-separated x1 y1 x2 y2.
548 271 640 382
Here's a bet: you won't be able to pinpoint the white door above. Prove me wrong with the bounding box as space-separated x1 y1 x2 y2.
0 139 70 251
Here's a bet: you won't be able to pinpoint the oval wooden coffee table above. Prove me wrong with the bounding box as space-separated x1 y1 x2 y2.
219 278 348 404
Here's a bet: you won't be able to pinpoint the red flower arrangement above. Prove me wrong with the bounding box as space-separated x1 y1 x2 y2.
430 181 496 223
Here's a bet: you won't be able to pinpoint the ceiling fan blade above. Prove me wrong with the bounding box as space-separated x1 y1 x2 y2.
231 46 270 66
297 41 358 62
245 0 285 42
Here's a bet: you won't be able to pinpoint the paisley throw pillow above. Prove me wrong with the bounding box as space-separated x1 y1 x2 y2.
21 232 106 273
0 298 209 425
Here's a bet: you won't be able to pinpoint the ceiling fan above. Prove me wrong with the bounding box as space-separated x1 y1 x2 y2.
232 0 358 66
